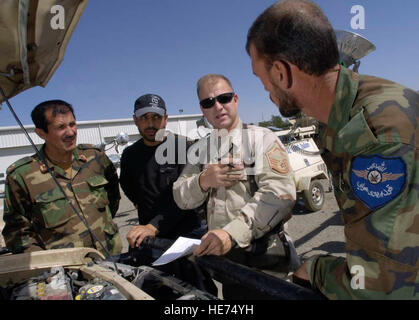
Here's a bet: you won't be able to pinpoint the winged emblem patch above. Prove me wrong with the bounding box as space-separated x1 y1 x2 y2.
350 155 406 210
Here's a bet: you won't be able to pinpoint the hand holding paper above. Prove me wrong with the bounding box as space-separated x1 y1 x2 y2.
152 237 201 266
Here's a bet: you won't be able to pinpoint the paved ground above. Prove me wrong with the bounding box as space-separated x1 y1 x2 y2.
287 181 346 261
114 179 346 260
113 192 138 252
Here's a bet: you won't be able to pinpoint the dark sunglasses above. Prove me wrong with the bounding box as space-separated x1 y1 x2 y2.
199 92 235 109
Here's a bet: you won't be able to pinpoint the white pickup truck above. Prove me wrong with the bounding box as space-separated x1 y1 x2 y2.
276 125 330 212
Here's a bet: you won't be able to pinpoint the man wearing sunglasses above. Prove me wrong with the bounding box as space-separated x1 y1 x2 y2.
173 74 299 298
120 94 203 257
246 0 418 299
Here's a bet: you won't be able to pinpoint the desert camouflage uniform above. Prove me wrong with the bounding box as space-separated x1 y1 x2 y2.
306 66 419 299
173 120 296 271
2 144 122 256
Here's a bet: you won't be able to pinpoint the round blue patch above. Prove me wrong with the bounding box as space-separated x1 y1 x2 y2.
350 155 406 210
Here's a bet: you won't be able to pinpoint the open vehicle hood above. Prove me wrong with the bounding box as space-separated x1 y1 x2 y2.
0 0 88 103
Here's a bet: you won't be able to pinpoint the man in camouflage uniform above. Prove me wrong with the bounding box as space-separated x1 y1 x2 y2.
247 0 418 299
2 100 122 256
173 74 298 297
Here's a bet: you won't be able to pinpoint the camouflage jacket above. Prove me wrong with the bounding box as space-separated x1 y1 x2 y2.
2 144 122 256
308 66 419 299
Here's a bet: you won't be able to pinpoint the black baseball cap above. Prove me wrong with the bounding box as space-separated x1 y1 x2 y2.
134 94 166 117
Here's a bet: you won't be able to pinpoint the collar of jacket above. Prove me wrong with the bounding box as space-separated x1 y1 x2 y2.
227 118 243 149
38 144 84 179
210 118 243 145
204 118 243 163
318 66 360 152
209 118 243 138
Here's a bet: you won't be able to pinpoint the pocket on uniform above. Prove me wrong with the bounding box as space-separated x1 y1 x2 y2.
34 190 74 229
103 220 119 235
86 175 110 209
336 110 379 156
86 175 109 188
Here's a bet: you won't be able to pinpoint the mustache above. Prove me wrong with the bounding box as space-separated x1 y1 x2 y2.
63 134 76 141
145 127 158 131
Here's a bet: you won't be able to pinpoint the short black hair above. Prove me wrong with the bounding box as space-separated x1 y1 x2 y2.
31 100 75 132
246 0 339 76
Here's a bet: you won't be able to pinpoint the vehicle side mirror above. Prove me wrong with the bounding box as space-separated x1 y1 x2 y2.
115 132 129 146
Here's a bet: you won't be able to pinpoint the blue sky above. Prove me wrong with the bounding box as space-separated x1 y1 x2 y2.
1 0 418 127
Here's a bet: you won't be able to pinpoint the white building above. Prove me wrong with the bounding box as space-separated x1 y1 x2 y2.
0 114 204 181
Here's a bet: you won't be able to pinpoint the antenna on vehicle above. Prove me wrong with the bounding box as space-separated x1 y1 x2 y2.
335 30 376 73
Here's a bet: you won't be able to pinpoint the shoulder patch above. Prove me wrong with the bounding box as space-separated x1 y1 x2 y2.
350 155 407 210
266 143 290 174
7 156 34 174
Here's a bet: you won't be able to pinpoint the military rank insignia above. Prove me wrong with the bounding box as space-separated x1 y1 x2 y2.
350 155 406 210
266 144 290 174
40 163 48 174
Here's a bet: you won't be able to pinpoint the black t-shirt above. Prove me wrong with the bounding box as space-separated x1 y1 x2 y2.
120 134 202 239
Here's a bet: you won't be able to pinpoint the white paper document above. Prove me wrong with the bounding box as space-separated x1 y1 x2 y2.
151 237 201 266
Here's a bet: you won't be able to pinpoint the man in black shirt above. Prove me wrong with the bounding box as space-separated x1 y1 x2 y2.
120 94 203 250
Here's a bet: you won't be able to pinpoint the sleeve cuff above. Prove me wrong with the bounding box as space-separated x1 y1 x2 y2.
222 218 253 248
148 217 162 232
305 255 321 287
190 173 208 200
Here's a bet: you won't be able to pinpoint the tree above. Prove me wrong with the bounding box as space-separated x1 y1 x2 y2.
259 113 319 130
258 115 291 130
293 114 318 128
